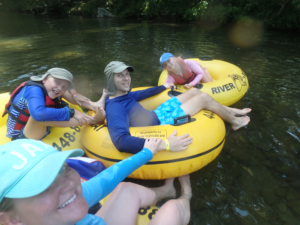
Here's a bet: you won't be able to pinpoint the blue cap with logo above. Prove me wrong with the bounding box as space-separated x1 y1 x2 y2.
159 53 174 70
0 139 84 202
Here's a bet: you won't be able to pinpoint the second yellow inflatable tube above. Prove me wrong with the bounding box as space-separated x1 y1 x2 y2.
158 58 249 106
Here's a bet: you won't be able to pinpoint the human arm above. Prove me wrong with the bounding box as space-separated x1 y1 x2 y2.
106 102 146 153
185 60 204 87
64 89 100 111
63 89 87 105
131 86 166 102
77 139 161 225
163 83 175 89
156 129 193 151
187 74 202 87
107 97 192 153
26 86 71 121
73 109 95 126
25 86 94 124
82 139 161 207
165 75 176 85
67 89 91 105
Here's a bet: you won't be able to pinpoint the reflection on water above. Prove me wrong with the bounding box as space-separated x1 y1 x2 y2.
0 37 33 49
53 51 86 59
0 12 300 224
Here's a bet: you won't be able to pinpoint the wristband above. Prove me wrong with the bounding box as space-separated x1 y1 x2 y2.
165 139 170 151
72 92 78 98
69 108 75 118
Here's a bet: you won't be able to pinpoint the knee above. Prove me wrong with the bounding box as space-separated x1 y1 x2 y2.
163 199 191 224
113 182 136 197
197 92 210 101
187 88 199 96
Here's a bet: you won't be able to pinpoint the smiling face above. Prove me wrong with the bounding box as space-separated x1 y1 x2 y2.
10 163 88 225
42 76 70 99
163 57 179 72
113 69 131 96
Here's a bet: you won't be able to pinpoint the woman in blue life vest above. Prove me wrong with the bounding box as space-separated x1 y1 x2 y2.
0 139 192 225
3 68 106 140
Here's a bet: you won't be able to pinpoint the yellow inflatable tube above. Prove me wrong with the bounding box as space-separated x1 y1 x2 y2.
0 92 83 151
158 58 249 106
81 87 226 180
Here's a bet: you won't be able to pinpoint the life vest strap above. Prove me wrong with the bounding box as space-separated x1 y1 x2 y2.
6 98 30 117
5 109 27 125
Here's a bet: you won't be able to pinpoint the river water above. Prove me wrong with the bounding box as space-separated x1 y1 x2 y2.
1 12 300 224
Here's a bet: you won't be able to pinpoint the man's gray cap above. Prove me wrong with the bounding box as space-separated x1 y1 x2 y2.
104 61 134 95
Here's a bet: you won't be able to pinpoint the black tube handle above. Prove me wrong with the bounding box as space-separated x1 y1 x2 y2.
194 83 203 89
174 114 194 126
199 56 213 61
171 85 176 94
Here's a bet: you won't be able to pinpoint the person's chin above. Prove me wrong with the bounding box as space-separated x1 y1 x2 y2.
48 94 55 99
60 193 88 222
122 87 130 92
50 93 61 99
70 196 89 221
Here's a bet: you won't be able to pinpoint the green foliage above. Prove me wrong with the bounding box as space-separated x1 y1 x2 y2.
68 0 106 16
201 0 300 30
0 0 299 30
106 0 208 21
0 0 74 13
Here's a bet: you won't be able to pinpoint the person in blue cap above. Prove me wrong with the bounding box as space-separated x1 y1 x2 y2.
160 53 213 89
0 139 192 225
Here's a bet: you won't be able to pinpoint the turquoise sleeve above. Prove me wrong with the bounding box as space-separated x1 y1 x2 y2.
76 148 153 225
82 148 153 207
75 214 107 225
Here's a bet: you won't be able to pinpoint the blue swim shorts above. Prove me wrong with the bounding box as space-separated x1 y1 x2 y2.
153 97 186 125
11 126 51 141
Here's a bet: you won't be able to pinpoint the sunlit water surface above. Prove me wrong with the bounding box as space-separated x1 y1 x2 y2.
0 12 300 225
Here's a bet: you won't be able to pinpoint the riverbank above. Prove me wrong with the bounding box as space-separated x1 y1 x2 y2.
1 0 299 31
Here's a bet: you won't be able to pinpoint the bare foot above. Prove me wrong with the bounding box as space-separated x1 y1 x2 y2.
178 175 192 200
92 105 106 124
88 90 108 112
231 115 250 131
150 178 176 204
225 107 251 116
96 89 108 109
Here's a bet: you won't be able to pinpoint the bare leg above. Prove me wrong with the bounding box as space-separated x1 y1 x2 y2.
96 89 108 108
91 105 106 124
175 88 251 116
82 89 108 112
149 175 192 225
201 67 213 83
23 117 81 140
179 92 250 130
223 106 251 116
23 111 106 140
176 88 200 104
96 179 176 225
149 178 176 205
91 89 108 124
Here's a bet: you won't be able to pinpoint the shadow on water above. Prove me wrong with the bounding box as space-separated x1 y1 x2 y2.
0 12 300 225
